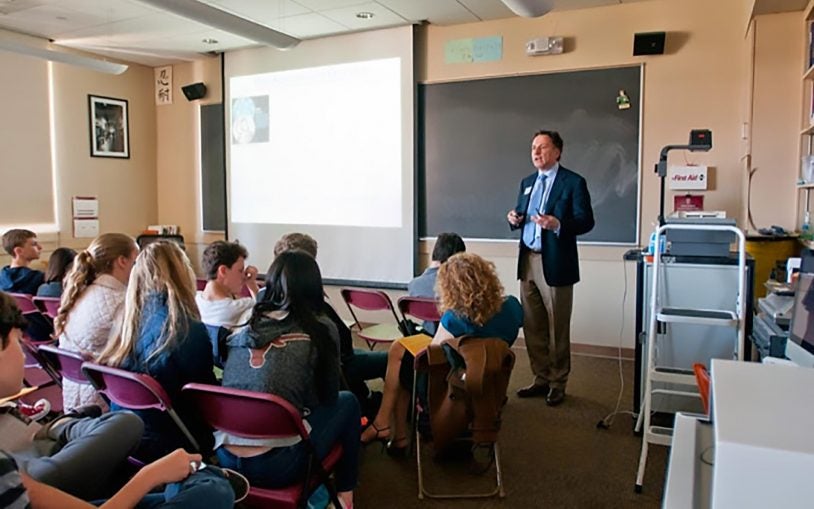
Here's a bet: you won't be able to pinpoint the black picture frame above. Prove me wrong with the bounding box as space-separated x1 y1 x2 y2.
88 94 129 158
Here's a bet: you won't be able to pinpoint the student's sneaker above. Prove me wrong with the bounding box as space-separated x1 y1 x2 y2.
17 399 50 421
220 468 250 503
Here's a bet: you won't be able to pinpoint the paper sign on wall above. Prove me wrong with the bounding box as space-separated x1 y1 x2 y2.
669 165 708 190
73 219 99 238
72 196 98 218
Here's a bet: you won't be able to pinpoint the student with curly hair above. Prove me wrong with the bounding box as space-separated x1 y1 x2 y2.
360 253 522 454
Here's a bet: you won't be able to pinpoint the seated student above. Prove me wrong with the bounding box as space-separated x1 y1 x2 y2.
360 253 523 455
0 292 238 509
217 250 360 509
97 242 217 463
406 232 466 335
0 229 44 295
196 240 259 328
36 247 77 298
56 233 138 412
272 233 387 411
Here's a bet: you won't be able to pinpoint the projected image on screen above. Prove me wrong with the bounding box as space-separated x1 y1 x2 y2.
230 58 402 228
231 96 269 144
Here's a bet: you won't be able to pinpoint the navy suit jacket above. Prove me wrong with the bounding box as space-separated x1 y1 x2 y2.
511 166 595 286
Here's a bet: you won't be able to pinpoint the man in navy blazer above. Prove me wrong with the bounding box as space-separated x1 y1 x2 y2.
506 130 594 406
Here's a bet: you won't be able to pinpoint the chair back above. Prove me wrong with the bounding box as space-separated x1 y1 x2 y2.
8 292 39 314
397 296 442 323
182 383 307 440
32 296 61 320
82 362 200 451
82 362 171 411
9 293 54 341
38 345 89 385
196 278 207 291
693 363 711 414
341 288 393 312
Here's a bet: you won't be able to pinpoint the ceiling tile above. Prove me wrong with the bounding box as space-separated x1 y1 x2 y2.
56 0 157 20
376 0 479 25
268 12 348 38
55 12 205 43
320 2 407 31
294 0 369 10
135 28 255 53
0 0 48 16
457 0 517 20
0 4 112 38
204 0 310 24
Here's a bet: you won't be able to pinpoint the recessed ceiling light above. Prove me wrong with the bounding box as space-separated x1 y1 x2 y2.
356 11 374 19
202 38 218 44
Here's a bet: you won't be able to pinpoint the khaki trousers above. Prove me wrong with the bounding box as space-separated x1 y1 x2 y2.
520 251 573 390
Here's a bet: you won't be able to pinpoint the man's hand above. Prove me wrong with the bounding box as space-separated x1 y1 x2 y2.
530 214 561 232
507 209 524 227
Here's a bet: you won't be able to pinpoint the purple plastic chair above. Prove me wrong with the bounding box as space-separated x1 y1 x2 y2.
182 383 343 509
397 296 442 335
32 296 61 321
38 345 89 386
81 362 200 452
340 288 403 350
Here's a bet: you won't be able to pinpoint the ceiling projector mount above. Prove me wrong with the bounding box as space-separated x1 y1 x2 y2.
500 0 554 17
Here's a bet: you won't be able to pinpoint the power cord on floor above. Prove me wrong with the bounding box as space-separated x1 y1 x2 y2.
597 254 636 430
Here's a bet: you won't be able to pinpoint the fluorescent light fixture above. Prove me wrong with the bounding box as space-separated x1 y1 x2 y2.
500 0 554 17
137 0 300 50
0 37 128 75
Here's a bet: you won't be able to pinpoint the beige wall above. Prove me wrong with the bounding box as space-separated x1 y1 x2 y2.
3 0 799 350
417 0 763 348
750 11 804 230
155 56 224 272
51 62 158 250
0 54 157 270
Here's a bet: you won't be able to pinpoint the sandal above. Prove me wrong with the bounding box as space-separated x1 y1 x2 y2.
360 423 390 445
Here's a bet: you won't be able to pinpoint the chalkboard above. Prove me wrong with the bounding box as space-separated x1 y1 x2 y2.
419 66 640 243
201 103 226 232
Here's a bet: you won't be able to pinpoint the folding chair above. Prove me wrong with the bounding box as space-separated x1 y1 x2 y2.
340 288 403 350
195 278 208 292
81 362 200 452
412 341 510 500
32 296 61 321
183 383 344 509
8 292 54 342
38 345 90 386
397 296 441 336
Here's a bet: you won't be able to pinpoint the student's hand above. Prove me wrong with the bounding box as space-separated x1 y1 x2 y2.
143 449 202 486
244 265 260 297
243 265 258 282
507 210 524 227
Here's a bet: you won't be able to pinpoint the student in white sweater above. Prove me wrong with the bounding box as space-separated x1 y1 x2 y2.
55 233 138 411
195 241 259 328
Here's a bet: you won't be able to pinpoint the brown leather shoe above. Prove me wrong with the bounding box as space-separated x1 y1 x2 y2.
516 383 549 398
545 387 565 406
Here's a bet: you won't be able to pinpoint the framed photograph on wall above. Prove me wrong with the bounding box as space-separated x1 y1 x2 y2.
88 95 129 158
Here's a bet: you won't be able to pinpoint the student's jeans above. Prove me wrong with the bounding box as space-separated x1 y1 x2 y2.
133 467 234 509
216 391 361 492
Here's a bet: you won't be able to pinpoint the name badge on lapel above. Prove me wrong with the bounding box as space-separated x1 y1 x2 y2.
523 186 532 195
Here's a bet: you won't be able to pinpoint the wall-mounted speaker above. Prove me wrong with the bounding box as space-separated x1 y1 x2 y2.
633 32 666 56
181 82 207 101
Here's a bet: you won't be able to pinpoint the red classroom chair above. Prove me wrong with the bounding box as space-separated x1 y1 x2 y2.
340 288 403 350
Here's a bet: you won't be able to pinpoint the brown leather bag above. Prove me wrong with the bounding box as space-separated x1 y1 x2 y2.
426 337 515 453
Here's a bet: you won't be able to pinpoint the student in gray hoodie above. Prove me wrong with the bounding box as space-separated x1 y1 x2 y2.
216 251 360 509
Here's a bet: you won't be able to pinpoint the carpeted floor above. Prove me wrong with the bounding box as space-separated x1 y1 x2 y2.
354 348 668 508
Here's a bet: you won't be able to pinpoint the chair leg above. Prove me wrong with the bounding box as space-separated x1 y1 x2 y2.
416 437 504 499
